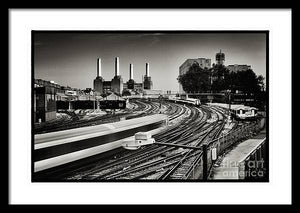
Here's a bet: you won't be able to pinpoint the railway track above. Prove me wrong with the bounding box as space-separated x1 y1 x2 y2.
156 108 226 180
34 99 252 181
62 102 192 180
35 99 187 180
57 102 227 181
111 109 225 180
36 96 240 181
34 99 163 134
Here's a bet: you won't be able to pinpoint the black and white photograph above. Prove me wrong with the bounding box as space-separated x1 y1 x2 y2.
9 9 292 205
32 31 268 182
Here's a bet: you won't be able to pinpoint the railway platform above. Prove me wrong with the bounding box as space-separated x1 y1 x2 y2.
210 129 267 180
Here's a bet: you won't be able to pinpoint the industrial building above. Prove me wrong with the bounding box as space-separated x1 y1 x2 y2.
126 63 135 89
34 79 70 122
93 57 153 95
227 64 251 72
111 57 124 94
93 57 123 95
143 63 153 90
93 58 104 95
34 57 156 123
124 63 144 93
34 86 57 123
34 79 99 122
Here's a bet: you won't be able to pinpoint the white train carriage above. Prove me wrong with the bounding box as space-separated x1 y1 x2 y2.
168 96 201 106
34 114 168 172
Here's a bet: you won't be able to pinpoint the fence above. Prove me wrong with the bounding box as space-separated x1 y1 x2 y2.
238 138 267 180
185 120 262 179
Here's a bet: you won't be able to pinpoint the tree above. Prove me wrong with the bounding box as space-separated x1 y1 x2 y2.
177 63 210 93
257 75 265 91
232 69 263 95
211 64 231 92
178 62 265 96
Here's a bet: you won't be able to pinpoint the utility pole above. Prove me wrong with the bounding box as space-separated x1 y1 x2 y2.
202 144 208 180
93 95 95 110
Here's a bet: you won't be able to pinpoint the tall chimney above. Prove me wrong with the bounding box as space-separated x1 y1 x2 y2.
115 57 120 76
129 64 133 80
97 58 101 77
146 63 150 77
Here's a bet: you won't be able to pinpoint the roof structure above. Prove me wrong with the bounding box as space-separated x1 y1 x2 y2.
103 93 125 101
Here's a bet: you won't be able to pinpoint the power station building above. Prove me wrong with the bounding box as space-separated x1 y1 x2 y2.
123 63 144 93
126 63 135 89
93 57 123 95
143 63 153 90
93 57 152 95
111 57 124 94
93 58 104 95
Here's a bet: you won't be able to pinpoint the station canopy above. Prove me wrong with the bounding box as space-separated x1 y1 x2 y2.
208 103 257 111
56 92 71 101
230 105 258 111
102 93 125 101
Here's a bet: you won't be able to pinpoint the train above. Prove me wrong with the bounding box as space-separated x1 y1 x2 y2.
34 114 168 173
168 96 201 106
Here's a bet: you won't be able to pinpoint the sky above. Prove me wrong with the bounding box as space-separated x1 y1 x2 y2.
34 32 267 92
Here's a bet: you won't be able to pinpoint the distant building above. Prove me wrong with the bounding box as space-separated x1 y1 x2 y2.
134 83 143 92
93 58 104 95
34 79 64 92
123 82 143 93
126 79 135 90
143 89 163 95
34 86 56 123
111 75 123 94
94 77 104 95
227 64 251 72
216 50 225 65
123 63 144 94
179 58 211 76
143 76 153 90
178 58 211 93
143 63 153 90
103 81 112 93
93 58 148 95
126 63 135 89
110 57 124 94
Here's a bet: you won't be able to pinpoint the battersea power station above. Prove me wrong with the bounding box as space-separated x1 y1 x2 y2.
93 57 153 96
